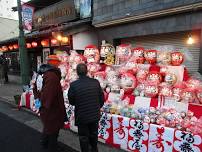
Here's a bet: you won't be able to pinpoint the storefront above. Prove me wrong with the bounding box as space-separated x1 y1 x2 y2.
93 0 202 74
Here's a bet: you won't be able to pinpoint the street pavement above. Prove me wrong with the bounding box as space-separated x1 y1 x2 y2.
0 75 125 152
0 112 77 152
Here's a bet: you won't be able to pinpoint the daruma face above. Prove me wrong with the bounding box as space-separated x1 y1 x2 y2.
171 52 184 66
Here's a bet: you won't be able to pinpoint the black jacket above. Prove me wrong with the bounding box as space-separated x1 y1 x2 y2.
68 75 104 125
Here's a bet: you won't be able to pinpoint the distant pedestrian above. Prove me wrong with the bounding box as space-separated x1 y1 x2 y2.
68 63 104 152
0 55 8 83
0 60 4 85
33 55 67 152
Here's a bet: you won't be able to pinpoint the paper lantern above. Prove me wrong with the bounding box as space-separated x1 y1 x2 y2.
26 43 32 48
31 42 38 47
9 45 13 50
41 40 49 47
51 39 58 45
13 44 19 49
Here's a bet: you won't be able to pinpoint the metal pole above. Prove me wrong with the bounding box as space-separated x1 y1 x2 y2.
17 0 30 85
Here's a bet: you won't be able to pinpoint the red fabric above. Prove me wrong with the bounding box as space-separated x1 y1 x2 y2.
99 64 107 71
122 94 135 105
183 67 189 81
25 93 31 109
188 103 202 118
150 97 159 108
149 64 160 72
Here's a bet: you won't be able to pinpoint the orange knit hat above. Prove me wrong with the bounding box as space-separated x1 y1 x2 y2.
47 55 61 66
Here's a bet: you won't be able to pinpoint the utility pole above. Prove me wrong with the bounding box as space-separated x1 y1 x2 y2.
17 0 30 85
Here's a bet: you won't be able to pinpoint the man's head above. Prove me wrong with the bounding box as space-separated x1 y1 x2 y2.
47 55 60 67
76 63 87 76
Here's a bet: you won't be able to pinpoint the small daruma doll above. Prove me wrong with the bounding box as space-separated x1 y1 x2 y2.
144 49 157 64
87 63 100 78
144 82 159 98
84 44 100 63
157 51 171 65
147 71 162 84
171 51 184 66
94 71 106 89
181 88 195 103
172 82 186 102
131 47 145 64
115 44 132 65
120 72 137 95
164 73 177 85
136 69 149 83
196 87 202 104
159 82 173 97
100 43 115 65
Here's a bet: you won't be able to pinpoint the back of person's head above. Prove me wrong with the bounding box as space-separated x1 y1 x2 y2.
76 63 87 76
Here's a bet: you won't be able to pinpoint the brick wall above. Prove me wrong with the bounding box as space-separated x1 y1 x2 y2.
93 0 202 24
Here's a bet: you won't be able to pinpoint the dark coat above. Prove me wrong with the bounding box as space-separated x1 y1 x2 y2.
68 75 104 125
33 65 66 134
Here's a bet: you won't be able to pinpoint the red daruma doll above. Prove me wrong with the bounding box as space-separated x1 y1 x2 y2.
115 44 132 65
84 44 100 63
171 51 184 66
131 47 145 64
144 49 157 64
144 82 159 98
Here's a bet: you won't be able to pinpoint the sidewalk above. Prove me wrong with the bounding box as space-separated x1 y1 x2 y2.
0 75 125 152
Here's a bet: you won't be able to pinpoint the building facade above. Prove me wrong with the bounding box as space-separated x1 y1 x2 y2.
93 0 202 74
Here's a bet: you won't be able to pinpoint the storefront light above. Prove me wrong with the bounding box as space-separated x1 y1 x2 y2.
62 37 69 43
187 35 194 45
56 35 62 41
26 43 32 48
51 39 58 45
31 42 38 47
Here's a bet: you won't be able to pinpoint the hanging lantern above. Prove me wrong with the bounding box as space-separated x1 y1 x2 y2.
31 42 38 47
26 43 32 48
51 39 58 45
41 40 49 47
2 46 8 51
56 35 62 41
9 45 14 50
13 44 19 49
62 37 69 43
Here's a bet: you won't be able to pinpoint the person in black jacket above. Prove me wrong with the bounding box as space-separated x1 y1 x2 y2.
68 63 104 152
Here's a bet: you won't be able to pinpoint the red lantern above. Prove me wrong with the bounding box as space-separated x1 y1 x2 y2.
9 45 13 50
2 46 8 51
51 39 58 45
171 51 184 66
31 42 38 47
26 43 32 48
13 44 19 49
41 40 49 47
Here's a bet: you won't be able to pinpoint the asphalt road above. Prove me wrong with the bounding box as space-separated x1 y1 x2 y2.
0 112 78 152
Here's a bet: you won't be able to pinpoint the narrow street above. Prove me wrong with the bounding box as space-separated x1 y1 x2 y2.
0 100 78 152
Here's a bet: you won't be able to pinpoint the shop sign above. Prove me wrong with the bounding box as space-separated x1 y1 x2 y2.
33 0 77 29
80 0 92 18
22 4 34 31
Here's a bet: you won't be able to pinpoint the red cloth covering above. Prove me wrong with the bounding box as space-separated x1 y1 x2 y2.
183 67 189 81
149 64 161 72
188 103 202 119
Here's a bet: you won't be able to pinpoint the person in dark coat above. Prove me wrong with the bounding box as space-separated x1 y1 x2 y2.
0 55 8 83
68 63 104 152
33 55 66 152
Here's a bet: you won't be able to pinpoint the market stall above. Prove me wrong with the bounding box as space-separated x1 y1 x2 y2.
19 44 202 152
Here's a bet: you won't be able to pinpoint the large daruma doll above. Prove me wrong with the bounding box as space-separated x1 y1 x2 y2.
84 44 100 63
115 44 132 65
